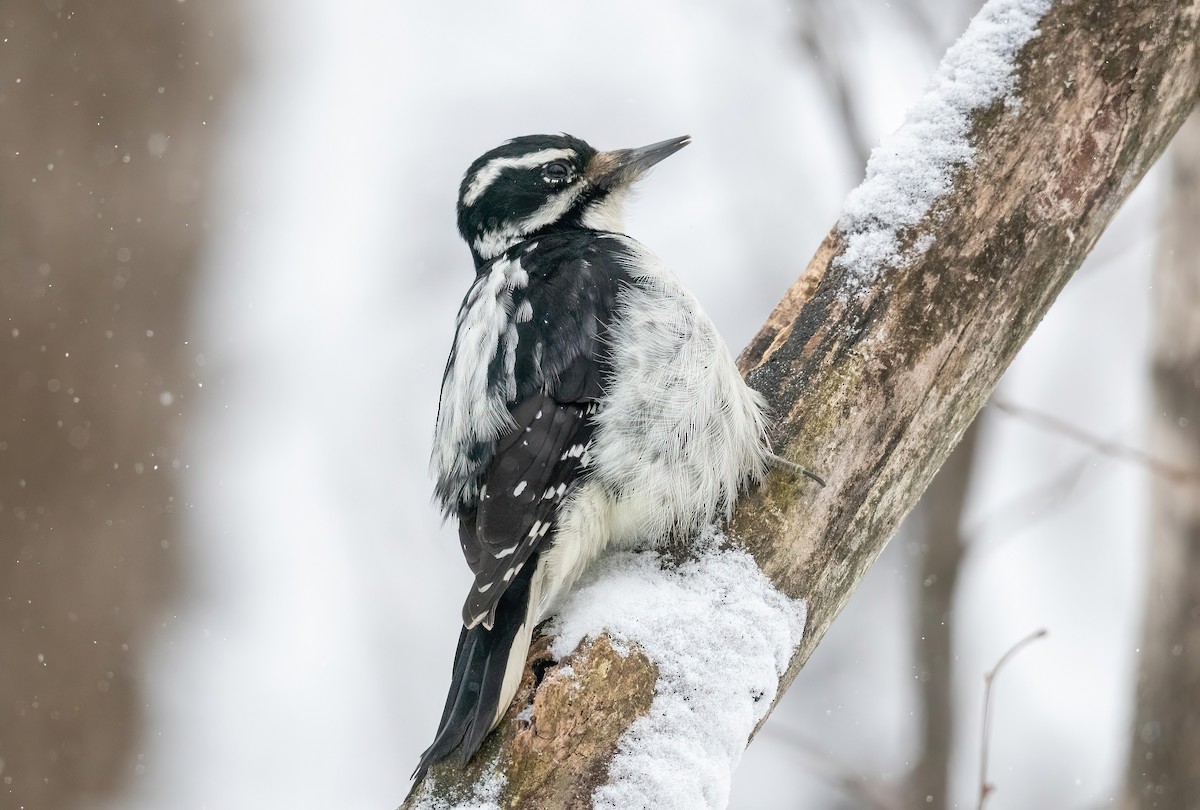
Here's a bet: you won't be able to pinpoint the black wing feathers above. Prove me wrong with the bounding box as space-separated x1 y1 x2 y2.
454 233 629 628
509 235 624 404
460 394 596 627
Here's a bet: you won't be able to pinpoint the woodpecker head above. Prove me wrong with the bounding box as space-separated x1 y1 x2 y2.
456 133 691 268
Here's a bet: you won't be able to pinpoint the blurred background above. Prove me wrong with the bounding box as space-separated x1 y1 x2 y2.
2 1 1196 808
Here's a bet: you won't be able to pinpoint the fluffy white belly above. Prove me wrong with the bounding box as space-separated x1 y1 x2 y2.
535 237 768 620
589 238 768 539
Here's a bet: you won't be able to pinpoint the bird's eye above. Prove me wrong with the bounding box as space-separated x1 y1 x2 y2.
543 161 571 181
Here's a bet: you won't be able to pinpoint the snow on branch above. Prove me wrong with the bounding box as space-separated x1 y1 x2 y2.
547 532 807 810
410 769 505 810
408 533 806 810
836 0 1051 296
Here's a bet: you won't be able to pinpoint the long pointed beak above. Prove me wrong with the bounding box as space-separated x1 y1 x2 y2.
588 135 691 188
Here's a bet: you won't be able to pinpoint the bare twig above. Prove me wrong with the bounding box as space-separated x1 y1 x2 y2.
765 724 898 810
767 451 827 486
795 0 873 170
978 628 1049 810
989 399 1198 484
891 0 947 52
963 451 1098 548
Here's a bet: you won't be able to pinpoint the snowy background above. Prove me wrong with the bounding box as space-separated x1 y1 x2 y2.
108 1 1159 807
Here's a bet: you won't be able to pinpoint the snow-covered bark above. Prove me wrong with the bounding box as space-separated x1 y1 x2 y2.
405 0 1200 807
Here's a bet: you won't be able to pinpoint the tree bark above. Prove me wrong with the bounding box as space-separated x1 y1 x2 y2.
1121 107 1200 810
405 1 1200 807
0 2 235 807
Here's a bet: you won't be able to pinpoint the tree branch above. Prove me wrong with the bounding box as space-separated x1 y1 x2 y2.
405 1 1200 806
989 399 1198 483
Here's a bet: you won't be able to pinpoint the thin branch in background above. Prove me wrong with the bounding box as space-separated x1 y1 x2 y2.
890 0 944 52
978 629 1049 810
796 0 873 170
764 724 899 810
963 450 1098 548
989 399 1198 484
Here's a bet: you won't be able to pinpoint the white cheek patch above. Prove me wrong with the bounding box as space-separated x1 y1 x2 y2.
515 185 586 235
579 187 629 233
472 184 587 262
462 147 578 207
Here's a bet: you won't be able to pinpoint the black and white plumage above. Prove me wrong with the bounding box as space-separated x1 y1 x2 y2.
414 133 770 783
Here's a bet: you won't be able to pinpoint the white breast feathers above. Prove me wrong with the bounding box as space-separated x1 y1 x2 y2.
586 236 770 545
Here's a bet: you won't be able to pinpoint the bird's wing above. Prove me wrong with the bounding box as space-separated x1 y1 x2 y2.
458 393 600 629
453 234 629 629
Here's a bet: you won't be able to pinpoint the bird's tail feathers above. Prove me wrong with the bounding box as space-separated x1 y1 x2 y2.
411 556 539 787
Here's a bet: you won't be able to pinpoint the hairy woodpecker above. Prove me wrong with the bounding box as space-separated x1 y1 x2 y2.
414 133 770 781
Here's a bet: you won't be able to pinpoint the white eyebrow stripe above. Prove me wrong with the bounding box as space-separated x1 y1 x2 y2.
462 148 577 206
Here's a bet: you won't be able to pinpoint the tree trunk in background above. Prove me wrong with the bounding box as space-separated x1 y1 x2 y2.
906 421 979 810
0 3 235 807
1122 107 1200 810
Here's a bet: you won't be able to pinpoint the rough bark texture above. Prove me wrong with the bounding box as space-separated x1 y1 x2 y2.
1122 107 1200 810
406 1 1200 807
410 635 658 808
906 421 979 810
0 3 235 806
